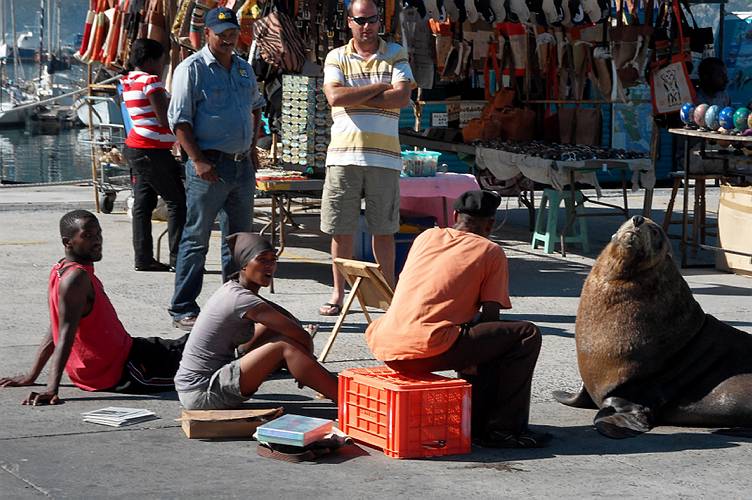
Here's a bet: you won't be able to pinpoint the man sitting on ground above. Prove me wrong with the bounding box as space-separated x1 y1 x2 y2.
366 190 549 448
0 210 188 406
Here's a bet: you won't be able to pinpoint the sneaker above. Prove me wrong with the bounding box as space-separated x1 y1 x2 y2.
135 261 173 272
473 429 552 449
173 316 197 331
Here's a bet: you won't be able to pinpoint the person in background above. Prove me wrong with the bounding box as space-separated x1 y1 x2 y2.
175 233 338 410
365 191 549 448
122 38 186 272
0 211 188 406
695 57 730 107
319 0 415 317
168 7 266 331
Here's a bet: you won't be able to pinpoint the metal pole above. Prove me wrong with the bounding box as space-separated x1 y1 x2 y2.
10 0 22 82
38 0 44 81
55 0 61 56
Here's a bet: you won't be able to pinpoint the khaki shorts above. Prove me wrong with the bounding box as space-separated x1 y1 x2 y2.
177 359 248 410
320 165 400 235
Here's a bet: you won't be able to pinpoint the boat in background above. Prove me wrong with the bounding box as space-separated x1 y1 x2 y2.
0 32 39 62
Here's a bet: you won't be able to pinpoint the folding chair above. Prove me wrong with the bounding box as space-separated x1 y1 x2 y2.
318 258 394 362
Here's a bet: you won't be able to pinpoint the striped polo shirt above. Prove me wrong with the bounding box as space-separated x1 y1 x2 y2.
324 38 414 170
121 70 176 149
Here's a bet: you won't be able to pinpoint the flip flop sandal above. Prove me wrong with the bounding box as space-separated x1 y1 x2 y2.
318 303 342 316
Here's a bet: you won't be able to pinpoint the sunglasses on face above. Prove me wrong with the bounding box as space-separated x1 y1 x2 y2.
349 14 379 26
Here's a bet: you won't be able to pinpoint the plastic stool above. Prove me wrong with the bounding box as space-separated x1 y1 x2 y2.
531 188 590 254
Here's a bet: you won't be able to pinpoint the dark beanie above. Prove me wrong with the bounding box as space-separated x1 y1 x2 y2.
226 233 275 269
453 190 501 218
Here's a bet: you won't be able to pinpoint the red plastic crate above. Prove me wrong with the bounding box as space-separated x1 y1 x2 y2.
338 366 471 459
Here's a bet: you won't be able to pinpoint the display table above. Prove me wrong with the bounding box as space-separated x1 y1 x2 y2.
667 128 752 268
399 172 481 226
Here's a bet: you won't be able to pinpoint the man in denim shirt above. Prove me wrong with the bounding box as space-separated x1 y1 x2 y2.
167 6 265 331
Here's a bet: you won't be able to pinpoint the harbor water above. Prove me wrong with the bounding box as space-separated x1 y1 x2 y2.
0 127 93 184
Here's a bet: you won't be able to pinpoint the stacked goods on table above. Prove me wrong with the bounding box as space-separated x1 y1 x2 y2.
279 75 332 173
82 407 157 427
680 103 752 137
400 150 441 177
255 169 310 182
472 140 648 162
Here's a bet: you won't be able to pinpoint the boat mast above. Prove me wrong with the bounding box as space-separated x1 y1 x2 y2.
55 0 60 56
38 0 44 81
10 0 22 83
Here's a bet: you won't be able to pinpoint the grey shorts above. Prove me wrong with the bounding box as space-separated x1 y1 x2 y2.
177 360 248 410
320 165 401 235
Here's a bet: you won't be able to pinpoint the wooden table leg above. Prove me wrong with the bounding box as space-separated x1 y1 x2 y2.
680 140 691 268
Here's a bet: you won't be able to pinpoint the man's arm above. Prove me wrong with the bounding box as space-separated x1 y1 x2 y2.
174 123 218 183
0 327 55 388
23 269 93 406
244 303 314 353
478 302 501 323
323 82 391 107
362 81 412 109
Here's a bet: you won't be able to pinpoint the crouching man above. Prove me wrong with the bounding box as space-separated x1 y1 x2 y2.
365 190 549 448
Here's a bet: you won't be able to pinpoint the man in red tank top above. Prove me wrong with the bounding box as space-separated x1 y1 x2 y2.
0 210 188 406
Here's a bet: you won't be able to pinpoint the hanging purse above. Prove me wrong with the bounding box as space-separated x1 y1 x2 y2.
650 1 695 115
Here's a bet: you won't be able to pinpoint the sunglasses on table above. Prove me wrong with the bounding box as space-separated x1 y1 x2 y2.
349 14 379 25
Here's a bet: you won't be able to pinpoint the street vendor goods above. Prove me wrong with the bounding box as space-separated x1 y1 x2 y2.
554 216 752 439
693 103 709 129
472 140 647 162
734 107 750 132
680 103 696 127
704 105 720 131
719 107 736 130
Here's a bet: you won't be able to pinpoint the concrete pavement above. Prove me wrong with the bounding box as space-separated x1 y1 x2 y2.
0 184 750 499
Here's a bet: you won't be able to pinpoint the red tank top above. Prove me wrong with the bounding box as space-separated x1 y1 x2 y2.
48 259 133 391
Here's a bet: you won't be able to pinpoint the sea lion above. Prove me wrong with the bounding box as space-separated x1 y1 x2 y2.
554 215 752 438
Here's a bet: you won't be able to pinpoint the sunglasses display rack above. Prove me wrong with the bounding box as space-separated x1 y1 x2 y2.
279 75 332 173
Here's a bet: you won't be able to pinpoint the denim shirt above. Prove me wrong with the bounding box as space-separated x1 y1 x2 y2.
168 45 266 154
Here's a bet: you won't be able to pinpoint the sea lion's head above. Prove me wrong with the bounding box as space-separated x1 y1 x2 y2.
605 216 672 274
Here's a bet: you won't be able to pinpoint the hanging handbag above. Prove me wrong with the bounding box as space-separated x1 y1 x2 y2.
143 0 168 48
495 21 527 77
679 0 714 77
650 0 695 115
252 4 306 73
611 0 653 89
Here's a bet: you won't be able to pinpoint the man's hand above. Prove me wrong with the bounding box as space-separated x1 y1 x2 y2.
22 390 60 406
0 374 36 387
251 148 260 171
193 159 219 182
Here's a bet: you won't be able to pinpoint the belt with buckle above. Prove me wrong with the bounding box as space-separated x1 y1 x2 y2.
202 149 250 163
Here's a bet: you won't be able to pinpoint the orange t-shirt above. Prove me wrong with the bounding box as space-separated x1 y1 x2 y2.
366 227 511 361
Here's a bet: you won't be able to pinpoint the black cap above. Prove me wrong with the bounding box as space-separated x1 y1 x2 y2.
453 190 501 218
204 7 240 34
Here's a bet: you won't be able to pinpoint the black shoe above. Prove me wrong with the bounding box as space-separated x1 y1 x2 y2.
135 261 173 272
473 429 552 449
173 316 197 331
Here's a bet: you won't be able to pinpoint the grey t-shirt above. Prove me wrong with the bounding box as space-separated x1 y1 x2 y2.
175 280 265 392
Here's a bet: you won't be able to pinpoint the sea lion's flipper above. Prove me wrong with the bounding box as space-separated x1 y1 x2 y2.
593 397 653 439
552 384 597 409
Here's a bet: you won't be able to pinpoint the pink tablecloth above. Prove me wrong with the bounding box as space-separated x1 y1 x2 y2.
399 172 480 227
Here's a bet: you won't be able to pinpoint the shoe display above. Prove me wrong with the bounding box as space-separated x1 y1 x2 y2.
135 261 173 272
173 316 197 331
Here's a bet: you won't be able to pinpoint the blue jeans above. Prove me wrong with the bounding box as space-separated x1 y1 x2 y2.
169 157 254 320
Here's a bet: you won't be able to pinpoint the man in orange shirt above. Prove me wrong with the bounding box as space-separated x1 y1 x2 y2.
366 190 547 448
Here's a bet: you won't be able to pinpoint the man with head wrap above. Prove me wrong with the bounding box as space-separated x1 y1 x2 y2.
175 233 338 409
366 190 548 448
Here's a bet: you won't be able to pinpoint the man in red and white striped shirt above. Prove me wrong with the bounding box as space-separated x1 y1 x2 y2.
121 39 186 273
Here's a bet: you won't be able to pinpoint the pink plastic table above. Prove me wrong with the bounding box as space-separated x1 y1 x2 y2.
399 172 480 227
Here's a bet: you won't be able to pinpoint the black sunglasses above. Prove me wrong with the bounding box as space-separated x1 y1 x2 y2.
349 14 379 25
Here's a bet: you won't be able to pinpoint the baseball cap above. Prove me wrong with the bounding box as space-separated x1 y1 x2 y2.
453 190 501 218
204 7 240 34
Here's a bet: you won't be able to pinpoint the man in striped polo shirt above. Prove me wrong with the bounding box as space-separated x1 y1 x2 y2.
320 0 415 316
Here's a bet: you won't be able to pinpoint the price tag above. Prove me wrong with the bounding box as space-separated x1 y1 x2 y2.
431 112 448 127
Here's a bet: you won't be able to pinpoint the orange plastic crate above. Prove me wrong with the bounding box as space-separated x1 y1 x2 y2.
338 366 471 459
